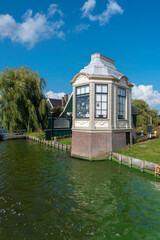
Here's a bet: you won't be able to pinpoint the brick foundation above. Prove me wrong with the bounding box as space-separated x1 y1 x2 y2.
71 131 132 160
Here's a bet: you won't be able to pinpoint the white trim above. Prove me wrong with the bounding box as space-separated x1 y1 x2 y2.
59 92 73 117
47 99 53 109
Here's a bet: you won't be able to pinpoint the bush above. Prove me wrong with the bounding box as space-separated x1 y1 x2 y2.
136 127 148 135
136 136 148 143
136 135 159 143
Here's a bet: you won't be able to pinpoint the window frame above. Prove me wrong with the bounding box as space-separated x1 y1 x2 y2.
118 87 126 120
76 85 90 119
95 84 108 119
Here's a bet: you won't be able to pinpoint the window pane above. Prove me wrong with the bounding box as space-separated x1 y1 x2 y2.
96 102 101 109
102 110 106 115
81 87 85 94
77 88 80 95
102 94 107 101
96 85 101 93
85 86 89 93
102 102 107 109
96 94 101 101
96 111 101 116
118 87 126 97
102 85 108 93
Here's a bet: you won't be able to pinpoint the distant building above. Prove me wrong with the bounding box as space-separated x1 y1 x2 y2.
47 94 68 110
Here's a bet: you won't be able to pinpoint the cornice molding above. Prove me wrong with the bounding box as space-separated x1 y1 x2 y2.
71 72 134 87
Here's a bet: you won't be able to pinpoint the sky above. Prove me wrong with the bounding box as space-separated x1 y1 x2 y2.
0 0 160 111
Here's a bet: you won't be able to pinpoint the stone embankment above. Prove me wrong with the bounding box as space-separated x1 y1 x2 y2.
112 152 157 176
27 135 71 151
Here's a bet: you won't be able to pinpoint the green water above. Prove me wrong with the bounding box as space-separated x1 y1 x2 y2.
0 140 160 240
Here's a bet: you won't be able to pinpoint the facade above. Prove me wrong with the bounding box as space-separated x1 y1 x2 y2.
71 53 134 160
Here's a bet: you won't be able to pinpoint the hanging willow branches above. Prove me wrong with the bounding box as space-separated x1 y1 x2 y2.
0 66 50 131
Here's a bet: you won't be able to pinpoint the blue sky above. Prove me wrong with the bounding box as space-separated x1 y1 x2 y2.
0 0 160 110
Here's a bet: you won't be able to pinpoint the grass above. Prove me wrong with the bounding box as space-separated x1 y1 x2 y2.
116 138 160 165
57 138 72 146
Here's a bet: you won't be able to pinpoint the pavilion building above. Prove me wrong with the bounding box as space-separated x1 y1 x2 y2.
71 53 134 160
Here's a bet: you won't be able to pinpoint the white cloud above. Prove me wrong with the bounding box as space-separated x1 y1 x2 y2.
0 4 65 48
45 91 66 99
47 4 63 18
132 85 160 110
74 23 90 32
81 0 124 25
81 0 96 18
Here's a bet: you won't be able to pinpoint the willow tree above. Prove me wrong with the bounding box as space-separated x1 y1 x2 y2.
0 66 50 131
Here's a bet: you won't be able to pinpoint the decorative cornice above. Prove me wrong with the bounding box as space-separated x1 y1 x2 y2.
71 72 134 87
119 76 134 88
71 72 89 84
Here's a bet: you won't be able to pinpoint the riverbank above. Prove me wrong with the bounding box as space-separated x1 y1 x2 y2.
1 134 160 177
116 138 160 165
27 135 71 151
112 152 159 176
27 135 159 177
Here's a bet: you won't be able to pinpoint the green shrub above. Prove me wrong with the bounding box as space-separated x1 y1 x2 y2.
136 137 148 143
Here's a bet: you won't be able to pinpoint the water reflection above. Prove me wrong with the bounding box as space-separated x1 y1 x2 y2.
0 140 160 239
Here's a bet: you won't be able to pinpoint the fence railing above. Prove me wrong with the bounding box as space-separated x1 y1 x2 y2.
45 113 72 140
0 129 27 135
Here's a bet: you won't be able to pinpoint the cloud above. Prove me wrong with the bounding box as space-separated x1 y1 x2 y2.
74 23 90 32
81 0 96 18
81 0 124 25
132 85 160 110
47 4 63 18
0 4 65 48
45 91 66 99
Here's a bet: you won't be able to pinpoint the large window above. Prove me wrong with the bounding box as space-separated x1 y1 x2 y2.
118 87 126 119
95 84 108 118
76 85 89 118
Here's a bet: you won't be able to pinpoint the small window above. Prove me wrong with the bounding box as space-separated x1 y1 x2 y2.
95 84 108 118
76 85 89 118
118 87 126 119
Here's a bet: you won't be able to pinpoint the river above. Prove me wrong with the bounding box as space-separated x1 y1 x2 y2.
0 139 160 239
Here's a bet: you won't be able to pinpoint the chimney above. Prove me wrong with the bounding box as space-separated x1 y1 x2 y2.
64 94 68 104
62 97 65 107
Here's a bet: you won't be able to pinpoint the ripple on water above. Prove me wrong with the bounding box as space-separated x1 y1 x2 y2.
0 139 160 239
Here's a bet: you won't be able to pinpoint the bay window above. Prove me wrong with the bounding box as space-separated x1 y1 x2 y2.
118 87 126 119
76 85 89 118
95 84 108 118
